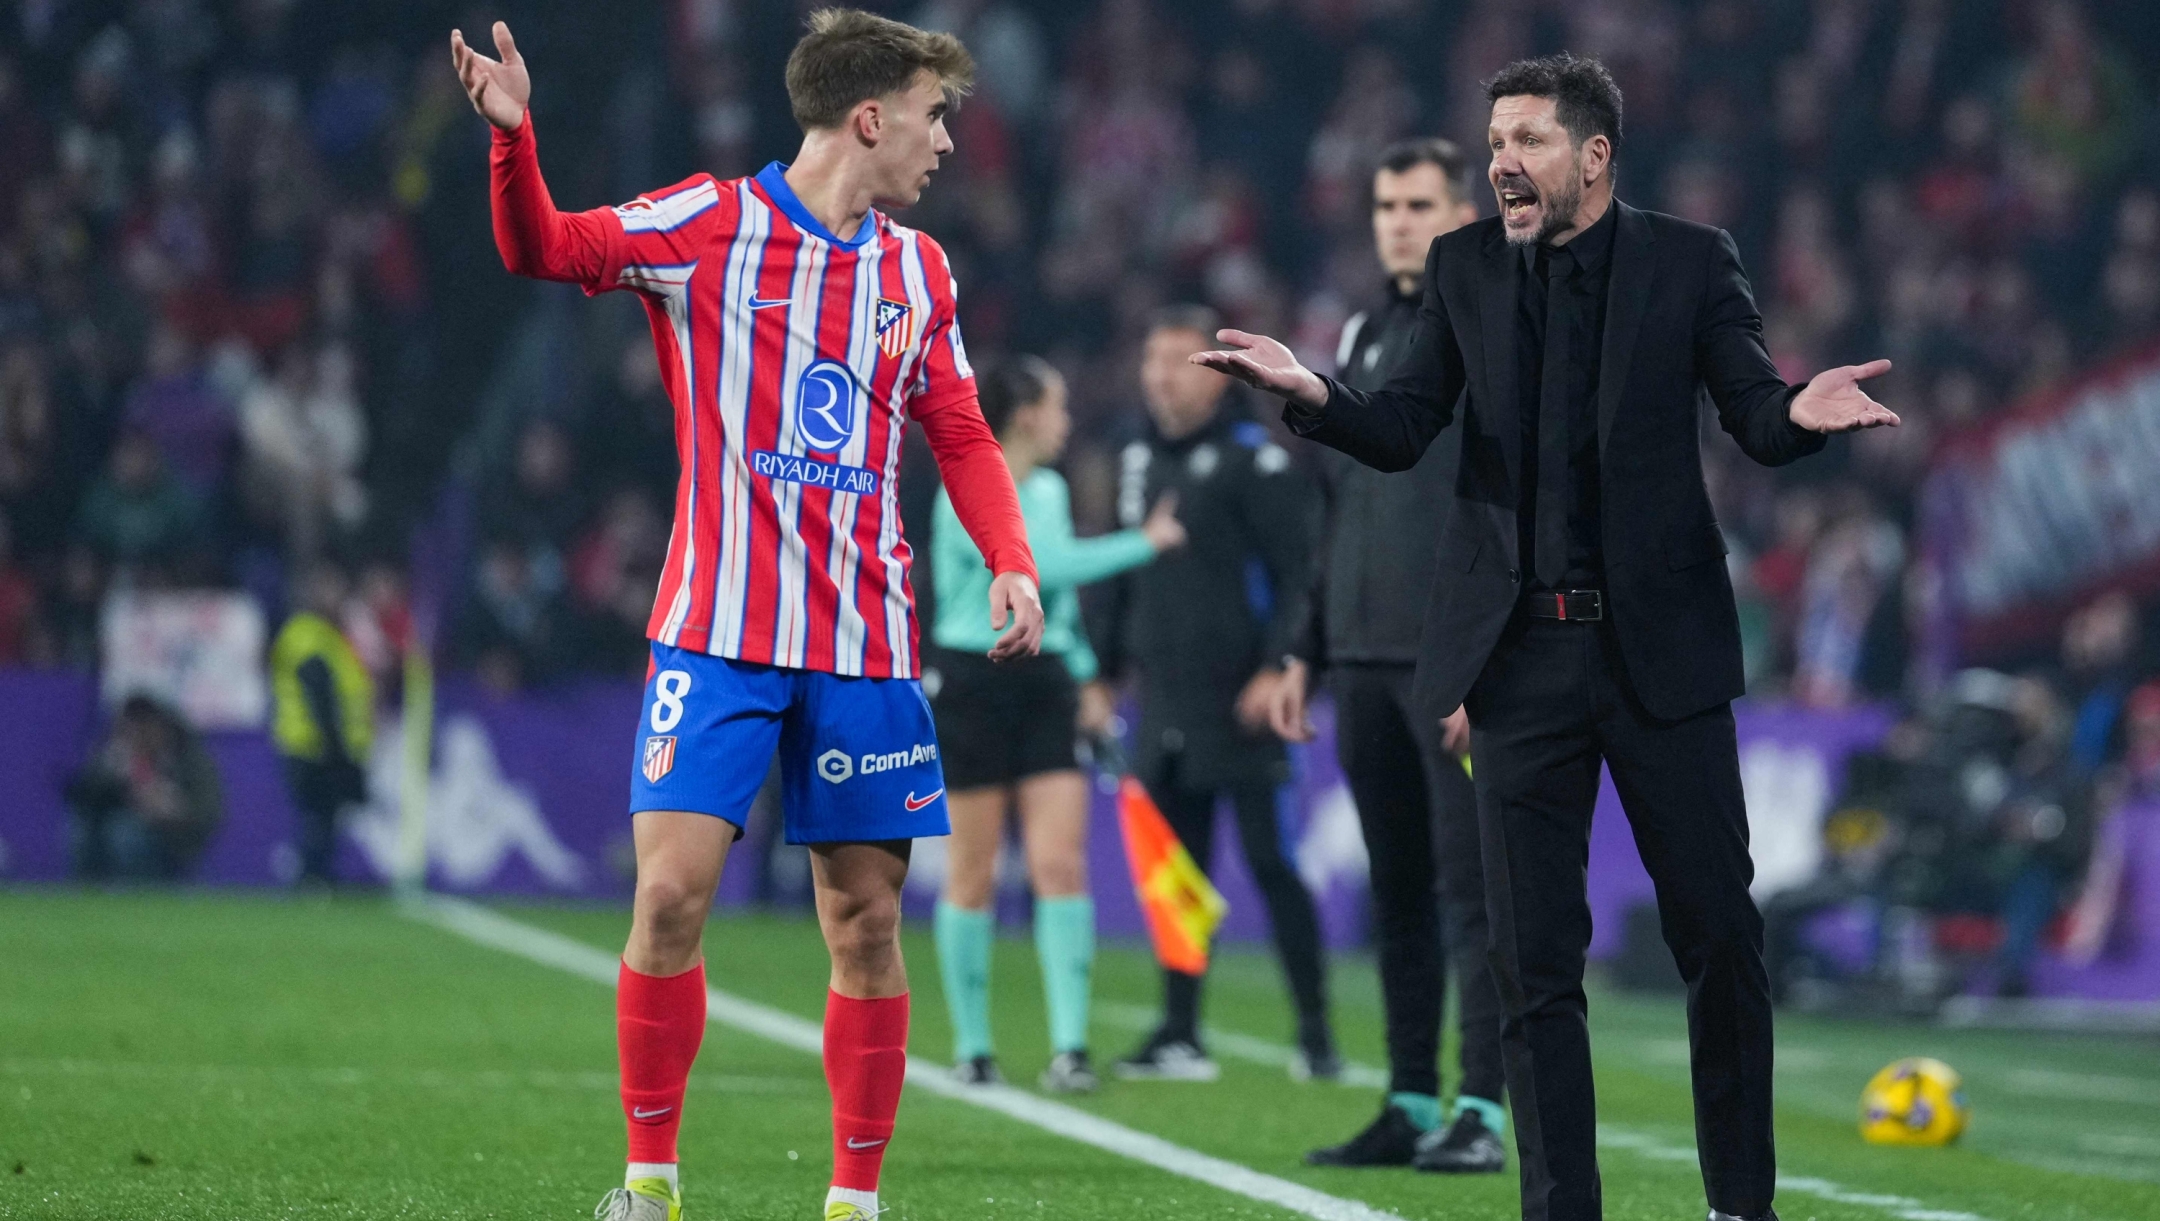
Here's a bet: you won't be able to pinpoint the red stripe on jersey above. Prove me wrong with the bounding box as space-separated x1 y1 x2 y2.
796 246 857 673
735 217 803 664
678 260 729 655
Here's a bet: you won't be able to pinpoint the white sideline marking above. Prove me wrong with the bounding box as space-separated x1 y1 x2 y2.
0 1057 800 1095
1097 1001 1993 1221
407 897 1405 1221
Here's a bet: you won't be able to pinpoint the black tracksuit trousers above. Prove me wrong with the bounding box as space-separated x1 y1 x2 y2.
1333 663 1507 1103
1146 752 1333 1055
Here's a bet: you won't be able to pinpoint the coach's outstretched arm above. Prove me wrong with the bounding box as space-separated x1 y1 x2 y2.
1695 228 1899 464
453 21 613 284
1191 248 1464 473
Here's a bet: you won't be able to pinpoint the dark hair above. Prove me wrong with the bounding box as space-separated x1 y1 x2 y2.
785 8 975 132
977 355 1058 438
1375 136 1472 206
1484 53 1623 156
1147 304 1224 342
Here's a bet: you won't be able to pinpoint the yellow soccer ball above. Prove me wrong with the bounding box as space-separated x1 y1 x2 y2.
1859 1057 1969 1146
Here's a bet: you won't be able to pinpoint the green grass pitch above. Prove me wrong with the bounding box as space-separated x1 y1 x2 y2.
3 889 2157 1220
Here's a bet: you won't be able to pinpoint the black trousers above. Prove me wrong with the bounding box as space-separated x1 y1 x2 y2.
1145 751 1332 1053
1333 663 1506 1104
1464 617 1773 1221
284 757 364 883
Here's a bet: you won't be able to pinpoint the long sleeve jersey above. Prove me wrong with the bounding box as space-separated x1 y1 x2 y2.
490 113 1033 678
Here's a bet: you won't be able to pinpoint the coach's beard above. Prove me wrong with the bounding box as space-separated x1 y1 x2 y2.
1499 167 1584 247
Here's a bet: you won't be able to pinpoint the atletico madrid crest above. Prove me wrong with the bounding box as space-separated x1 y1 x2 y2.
875 298 914 358
642 735 678 784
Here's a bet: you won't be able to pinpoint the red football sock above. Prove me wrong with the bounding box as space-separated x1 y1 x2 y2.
824 990 910 1192
618 960 707 1165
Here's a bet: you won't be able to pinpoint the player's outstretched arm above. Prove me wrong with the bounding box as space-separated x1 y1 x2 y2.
450 21 529 131
455 21 613 286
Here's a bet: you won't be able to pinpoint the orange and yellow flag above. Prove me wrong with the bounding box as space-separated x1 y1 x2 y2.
1116 777 1228 974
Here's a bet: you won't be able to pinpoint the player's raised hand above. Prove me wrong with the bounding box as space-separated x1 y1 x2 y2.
986 571 1044 662
1188 329 1330 411
1789 358 1901 433
450 21 531 131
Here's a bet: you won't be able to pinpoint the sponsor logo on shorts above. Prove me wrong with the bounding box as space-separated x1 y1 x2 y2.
817 743 939 784
860 743 938 774
817 748 855 784
642 736 678 784
904 788 943 812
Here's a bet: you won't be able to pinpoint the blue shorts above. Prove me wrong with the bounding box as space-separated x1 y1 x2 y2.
629 644 950 844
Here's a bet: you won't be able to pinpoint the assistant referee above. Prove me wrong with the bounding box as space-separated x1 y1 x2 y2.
927 356 1184 1095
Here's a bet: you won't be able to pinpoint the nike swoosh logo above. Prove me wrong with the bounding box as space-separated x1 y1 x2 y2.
748 297 791 310
632 1106 674 1120
904 789 943 811
845 1136 888 1151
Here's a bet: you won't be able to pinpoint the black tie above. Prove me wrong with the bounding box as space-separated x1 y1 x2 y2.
1535 244 1574 589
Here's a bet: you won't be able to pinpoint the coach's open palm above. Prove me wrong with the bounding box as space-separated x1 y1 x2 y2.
1789 358 1901 433
450 21 530 130
1189 330 1330 410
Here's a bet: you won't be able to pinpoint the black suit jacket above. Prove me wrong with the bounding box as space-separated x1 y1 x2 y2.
1289 201 1826 724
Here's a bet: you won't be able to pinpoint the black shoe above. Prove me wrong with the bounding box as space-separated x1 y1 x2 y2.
1304 1102 1423 1167
952 1055 1002 1086
1039 1049 1099 1094
1115 1030 1221 1081
1413 1109 1507 1174
1289 1046 1344 1083
1709 1211 1778 1221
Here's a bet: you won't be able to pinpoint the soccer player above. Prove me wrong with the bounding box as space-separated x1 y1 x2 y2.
926 356 1184 1094
450 12 1044 1221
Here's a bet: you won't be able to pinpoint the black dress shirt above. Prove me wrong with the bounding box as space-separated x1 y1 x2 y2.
1517 202 1616 592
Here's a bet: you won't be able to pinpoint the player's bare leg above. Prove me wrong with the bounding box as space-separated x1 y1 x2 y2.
599 812 734 1221
936 789 1009 1081
1018 770 1098 1091
627 811 734 973
812 841 913 1219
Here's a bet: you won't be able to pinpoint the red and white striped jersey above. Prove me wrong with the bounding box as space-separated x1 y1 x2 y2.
491 118 1034 679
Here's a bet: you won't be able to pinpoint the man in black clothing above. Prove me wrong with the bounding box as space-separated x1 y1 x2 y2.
1193 55 1897 1221
1272 138 1507 1174
1096 306 1337 1082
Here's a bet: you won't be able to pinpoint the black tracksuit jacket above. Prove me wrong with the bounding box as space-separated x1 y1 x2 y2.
1291 282 1456 669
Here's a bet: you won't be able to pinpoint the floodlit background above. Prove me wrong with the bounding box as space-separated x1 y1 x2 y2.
4 2 2160 1219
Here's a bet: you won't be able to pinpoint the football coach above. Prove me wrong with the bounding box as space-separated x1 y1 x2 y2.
1190 53 1897 1221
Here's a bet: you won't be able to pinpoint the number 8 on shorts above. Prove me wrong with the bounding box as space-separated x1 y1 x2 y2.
650 669 692 734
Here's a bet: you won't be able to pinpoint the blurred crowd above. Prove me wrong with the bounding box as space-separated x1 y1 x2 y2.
3 0 2159 715
1765 591 2160 1002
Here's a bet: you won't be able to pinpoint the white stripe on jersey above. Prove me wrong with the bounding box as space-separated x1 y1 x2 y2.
768 233 830 670
708 180 771 657
617 180 720 233
656 288 698 646
879 228 938 677
824 230 887 676
619 261 697 299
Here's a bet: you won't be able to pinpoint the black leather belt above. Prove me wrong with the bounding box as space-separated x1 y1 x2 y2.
1525 589 1605 621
